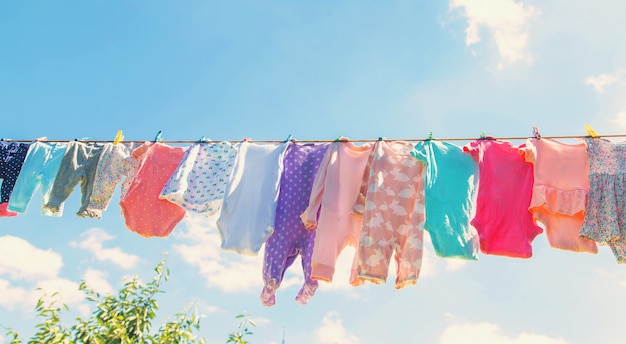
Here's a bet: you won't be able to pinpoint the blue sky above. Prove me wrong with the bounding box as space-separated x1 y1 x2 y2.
2 1 626 343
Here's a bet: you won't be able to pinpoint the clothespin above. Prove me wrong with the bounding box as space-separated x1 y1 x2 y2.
34 136 47 142
585 124 599 138
532 126 542 139
154 131 163 142
0 138 11 141
113 130 124 144
335 135 344 142
284 134 293 142
75 137 91 142
198 136 210 143
426 132 434 141
242 137 251 142
479 132 487 139
378 136 385 141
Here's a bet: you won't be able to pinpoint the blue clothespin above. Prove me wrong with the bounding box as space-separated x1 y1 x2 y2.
154 131 163 142
284 134 293 142
426 132 434 141
378 136 385 141
198 136 210 143
75 136 91 142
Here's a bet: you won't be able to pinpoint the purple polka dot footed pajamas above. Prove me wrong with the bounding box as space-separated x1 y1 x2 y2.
261 142 329 306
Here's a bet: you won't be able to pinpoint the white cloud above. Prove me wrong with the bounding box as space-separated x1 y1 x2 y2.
0 235 63 280
173 215 264 293
439 321 569 344
0 277 85 314
253 316 272 326
586 71 624 94
0 279 28 309
586 69 626 94
70 228 140 270
315 311 361 344
34 278 84 307
611 111 626 129
0 236 90 316
82 268 114 295
450 0 540 68
203 305 225 314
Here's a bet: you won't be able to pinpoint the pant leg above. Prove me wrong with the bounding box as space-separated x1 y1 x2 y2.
295 228 319 304
0 142 30 217
7 142 46 214
261 224 299 306
45 141 86 214
76 143 104 216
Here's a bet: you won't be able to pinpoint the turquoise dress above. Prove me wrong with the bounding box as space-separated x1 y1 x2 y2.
412 140 480 260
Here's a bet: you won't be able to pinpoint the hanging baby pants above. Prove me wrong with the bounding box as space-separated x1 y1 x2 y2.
44 141 104 217
356 141 425 288
301 141 373 285
0 141 31 217
261 142 329 306
85 142 139 219
8 141 67 216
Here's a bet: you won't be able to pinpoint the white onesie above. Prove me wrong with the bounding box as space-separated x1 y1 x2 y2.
216 141 289 255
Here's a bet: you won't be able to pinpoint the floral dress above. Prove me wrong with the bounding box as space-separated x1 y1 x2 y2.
580 138 626 263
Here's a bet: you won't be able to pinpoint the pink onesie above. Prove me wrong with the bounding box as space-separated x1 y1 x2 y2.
464 139 543 258
120 142 187 237
355 141 425 289
301 141 373 285
522 138 597 253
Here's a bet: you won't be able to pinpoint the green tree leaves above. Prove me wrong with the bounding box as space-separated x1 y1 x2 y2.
3 259 255 344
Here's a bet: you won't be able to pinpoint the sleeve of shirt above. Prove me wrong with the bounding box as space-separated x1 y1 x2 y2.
462 140 481 161
300 144 333 230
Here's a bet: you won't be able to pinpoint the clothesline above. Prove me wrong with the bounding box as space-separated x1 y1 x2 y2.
3 133 626 144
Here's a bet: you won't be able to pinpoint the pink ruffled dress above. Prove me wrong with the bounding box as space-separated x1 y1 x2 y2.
523 138 597 253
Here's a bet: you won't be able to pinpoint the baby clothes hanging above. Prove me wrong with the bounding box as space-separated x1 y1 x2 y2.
580 138 626 263
0 141 31 217
355 141 425 288
84 142 139 219
217 141 289 255
261 142 330 306
522 138 597 253
7 141 67 216
464 139 543 258
119 142 187 237
160 141 238 216
301 141 374 285
412 140 480 260
43 141 104 217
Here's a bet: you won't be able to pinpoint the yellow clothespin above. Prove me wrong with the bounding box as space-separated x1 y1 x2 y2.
113 130 124 144
585 124 599 138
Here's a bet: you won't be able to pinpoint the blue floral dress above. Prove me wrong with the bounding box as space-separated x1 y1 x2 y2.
580 138 626 263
